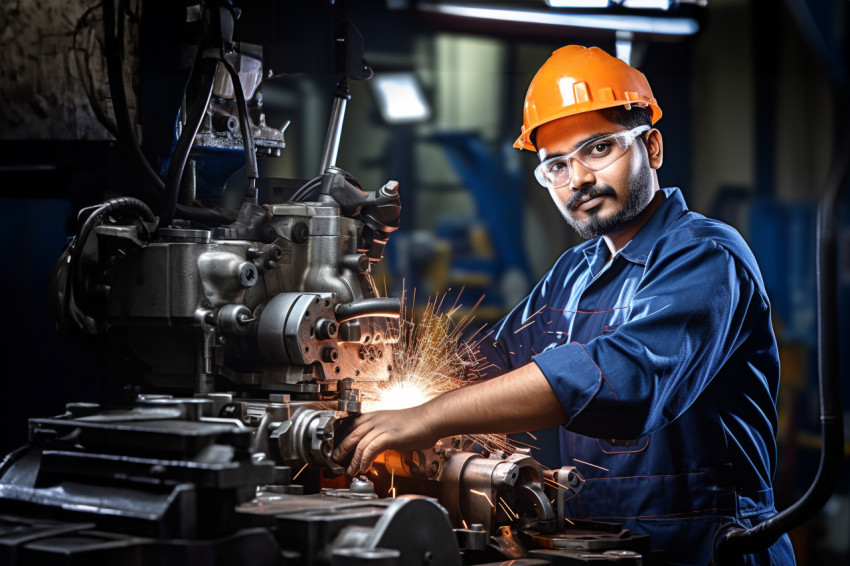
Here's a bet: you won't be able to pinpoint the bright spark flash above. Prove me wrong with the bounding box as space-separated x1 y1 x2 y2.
499 497 519 519
470 489 495 508
368 381 432 412
359 289 518 456
572 458 609 472
361 290 484 413
292 462 308 481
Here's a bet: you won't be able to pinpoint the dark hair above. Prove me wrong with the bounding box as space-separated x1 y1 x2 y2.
528 106 653 150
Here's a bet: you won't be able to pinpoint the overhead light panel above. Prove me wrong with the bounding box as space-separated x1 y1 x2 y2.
418 3 699 36
622 0 672 9
370 73 432 124
545 0 610 7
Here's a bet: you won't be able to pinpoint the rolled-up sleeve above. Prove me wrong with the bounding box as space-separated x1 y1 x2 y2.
532 235 764 440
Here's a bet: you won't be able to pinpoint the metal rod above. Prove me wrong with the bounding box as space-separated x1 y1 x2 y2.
319 82 350 174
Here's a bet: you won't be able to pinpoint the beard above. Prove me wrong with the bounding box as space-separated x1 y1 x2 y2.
556 165 654 240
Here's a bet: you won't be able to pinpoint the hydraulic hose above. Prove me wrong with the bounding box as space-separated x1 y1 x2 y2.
219 49 259 185
69 197 155 325
714 138 848 561
335 298 401 323
102 0 165 198
158 58 218 229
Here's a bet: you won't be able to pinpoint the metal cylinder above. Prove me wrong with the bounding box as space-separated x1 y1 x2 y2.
319 95 348 174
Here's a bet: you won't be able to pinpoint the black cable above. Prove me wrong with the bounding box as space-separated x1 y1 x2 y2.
335 298 401 323
290 176 322 202
219 47 259 188
714 136 849 561
102 0 165 202
158 57 218 229
68 197 155 328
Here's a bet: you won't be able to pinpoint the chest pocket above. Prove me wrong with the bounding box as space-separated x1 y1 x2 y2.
597 435 651 454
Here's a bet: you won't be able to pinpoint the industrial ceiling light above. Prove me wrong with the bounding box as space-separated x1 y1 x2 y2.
370 72 432 124
622 0 672 9
545 0 610 7
417 3 700 36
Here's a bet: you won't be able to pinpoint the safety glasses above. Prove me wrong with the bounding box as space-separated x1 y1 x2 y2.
533 125 650 190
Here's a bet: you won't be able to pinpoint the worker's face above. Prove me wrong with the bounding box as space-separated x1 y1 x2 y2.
535 111 662 239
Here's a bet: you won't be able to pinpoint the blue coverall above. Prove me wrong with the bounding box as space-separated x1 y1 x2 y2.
478 188 795 565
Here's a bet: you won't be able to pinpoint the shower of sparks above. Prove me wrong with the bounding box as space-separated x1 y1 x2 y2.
513 321 535 334
565 517 575 526
462 520 469 529
292 462 308 481
389 468 395 496
527 431 538 440
470 489 495 508
359 289 513 456
544 478 572 490
499 497 519 519
572 458 609 472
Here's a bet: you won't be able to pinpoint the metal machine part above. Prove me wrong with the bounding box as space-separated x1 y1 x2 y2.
195 47 286 157
439 448 555 538
62 179 401 395
0 394 660 565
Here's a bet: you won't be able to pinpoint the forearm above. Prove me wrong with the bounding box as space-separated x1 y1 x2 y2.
421 361 568 438
334 361 568 474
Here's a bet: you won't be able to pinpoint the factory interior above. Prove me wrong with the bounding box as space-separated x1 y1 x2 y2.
0 0 848 564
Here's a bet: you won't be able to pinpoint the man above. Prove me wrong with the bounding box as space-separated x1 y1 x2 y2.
333 45 794 565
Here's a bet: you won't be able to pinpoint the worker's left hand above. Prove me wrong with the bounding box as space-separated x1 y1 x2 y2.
332 406 438 475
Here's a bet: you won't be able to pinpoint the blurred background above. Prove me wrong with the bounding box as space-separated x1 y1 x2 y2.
0 0 848 562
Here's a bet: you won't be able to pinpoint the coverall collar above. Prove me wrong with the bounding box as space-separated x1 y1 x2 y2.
583 187 688 272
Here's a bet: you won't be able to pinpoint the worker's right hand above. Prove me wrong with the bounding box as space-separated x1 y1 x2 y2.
332 406 438 476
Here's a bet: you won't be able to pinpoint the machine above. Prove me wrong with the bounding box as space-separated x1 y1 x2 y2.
0 1 662 564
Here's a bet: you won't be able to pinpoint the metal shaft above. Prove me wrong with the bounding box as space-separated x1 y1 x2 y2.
318 95 348 174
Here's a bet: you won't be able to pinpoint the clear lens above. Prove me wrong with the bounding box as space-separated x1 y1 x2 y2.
534 125 650 189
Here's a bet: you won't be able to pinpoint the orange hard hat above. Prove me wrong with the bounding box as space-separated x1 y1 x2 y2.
514 45 662 151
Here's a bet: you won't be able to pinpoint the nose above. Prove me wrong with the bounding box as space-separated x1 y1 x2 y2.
569 158 596 191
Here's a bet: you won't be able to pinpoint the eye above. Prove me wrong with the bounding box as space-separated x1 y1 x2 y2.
547 159 569 174
589 141 613 156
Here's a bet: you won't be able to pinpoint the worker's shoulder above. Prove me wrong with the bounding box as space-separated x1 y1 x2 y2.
660 210 761 270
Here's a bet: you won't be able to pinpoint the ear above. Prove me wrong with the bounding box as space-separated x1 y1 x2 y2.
645 129 663 169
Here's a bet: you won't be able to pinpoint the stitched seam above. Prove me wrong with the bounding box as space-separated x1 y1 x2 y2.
584 471 705 482
545 305 631 315
587 507 735 520
576 342 618 400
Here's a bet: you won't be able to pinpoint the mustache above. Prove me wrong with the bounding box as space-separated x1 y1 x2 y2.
566 185 617 210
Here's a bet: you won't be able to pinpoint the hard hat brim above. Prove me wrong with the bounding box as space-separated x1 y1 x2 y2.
513 99 662 152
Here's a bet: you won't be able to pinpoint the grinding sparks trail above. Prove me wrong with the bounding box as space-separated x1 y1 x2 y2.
361 290 484 413
470 489 495 508
359 289 518 457
499 497 519 519
292 462 308 481
572 458 609 472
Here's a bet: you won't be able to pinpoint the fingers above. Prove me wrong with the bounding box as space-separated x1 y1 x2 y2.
332 414 374 463
348 429 388 475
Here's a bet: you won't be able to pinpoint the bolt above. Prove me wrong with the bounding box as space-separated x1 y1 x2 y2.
291 222 309 243
322 348 339 363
